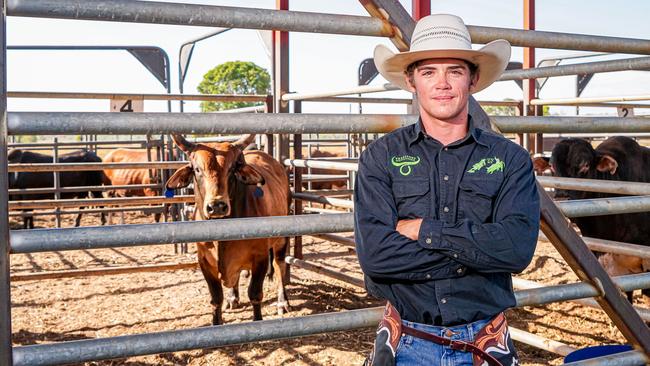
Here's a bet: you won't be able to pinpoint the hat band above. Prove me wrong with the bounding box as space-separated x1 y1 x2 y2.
412 26 471 47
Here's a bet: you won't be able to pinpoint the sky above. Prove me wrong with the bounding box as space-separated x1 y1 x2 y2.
6 0 650 117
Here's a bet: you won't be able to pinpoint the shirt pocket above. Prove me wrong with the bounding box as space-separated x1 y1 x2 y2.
392 179 430 219
458 176 501 223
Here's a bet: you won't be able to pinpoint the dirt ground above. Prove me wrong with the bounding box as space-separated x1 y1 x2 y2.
8 211 650 365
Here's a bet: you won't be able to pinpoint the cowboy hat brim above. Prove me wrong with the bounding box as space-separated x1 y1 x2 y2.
374 39 511 93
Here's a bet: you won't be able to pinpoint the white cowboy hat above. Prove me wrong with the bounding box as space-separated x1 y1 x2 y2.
374 14 511 93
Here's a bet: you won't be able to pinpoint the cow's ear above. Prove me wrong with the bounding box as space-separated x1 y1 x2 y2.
596 155 618 175
578 161 590 175
166 165 193 189
235 164 265 185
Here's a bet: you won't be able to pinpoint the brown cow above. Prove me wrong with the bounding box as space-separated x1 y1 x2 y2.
165 134 290 325
531 154 552 176
305 149 348 191
102 148 163 222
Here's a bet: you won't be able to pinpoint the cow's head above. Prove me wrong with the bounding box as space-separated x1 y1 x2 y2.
165 134 264 219
550 138 618 199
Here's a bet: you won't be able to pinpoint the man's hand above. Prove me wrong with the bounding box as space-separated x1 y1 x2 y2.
396 218 423 240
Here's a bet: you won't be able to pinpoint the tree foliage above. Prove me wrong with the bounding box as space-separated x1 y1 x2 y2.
482 99 550 116
197 61 271 112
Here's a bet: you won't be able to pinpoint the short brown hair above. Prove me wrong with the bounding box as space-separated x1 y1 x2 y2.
405 59 478 86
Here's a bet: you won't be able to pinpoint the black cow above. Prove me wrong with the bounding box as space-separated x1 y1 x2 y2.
550 136 650 300
8 149 107 229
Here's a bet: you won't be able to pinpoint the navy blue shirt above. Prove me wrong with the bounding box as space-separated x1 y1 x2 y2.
354 117 539 326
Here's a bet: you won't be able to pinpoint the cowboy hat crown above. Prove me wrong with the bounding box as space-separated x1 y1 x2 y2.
374 14 511 93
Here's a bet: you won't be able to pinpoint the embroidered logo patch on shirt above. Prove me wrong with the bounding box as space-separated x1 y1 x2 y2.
467 157 505 174
390 155 421 176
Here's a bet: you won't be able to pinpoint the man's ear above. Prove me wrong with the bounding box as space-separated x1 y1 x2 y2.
166 165 193 189
470 71 480 90
596 155 618 175
235 164 265 185
404 73 416 93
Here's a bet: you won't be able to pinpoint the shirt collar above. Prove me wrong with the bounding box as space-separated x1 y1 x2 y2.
408 115 489 147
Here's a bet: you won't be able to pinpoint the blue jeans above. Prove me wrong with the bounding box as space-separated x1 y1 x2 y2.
394 317 514 365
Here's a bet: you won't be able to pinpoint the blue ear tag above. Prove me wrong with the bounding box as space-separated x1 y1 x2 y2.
164 189 175 198
253 183 264 198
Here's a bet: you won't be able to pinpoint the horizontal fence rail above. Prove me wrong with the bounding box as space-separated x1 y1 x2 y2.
581 237 650 259
7 113 411 135
11 272 650 366
9 183 161 195
7 0 394 37
9 1 650 55
532 94 650 106
558 195 650 218
10 194 650 253
513 277 650 322
284 158 359 172
9 205 165 217
8 91 267 102
8 139 159 148
10 213 352 253
292 193 354 209
537 176 650 196
494 116 650 133
10 262 198 282
8 161 186 172
9 113 650 135
500 56 650 81
9 195 193 210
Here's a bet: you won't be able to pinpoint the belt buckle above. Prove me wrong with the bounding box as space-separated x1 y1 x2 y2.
452 340 469 352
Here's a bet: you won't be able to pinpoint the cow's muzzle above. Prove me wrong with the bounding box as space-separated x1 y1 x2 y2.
205 199 230 218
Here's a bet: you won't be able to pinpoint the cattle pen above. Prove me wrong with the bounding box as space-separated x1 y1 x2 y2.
3 1 650 366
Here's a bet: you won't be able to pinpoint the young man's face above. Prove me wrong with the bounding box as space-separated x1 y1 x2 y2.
405 58 478 122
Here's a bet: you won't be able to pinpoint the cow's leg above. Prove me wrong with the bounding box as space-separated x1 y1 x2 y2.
198 261 224 325
225 275 240 311
25 211 34 229
266 248 274 280
154 212 161 222
272 238 291 315
74 211 83 227
248 257 269 321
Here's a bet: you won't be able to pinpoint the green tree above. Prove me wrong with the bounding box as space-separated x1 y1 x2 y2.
197 61 271 112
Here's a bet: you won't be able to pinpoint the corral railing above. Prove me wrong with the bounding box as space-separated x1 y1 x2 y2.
3 1 650 365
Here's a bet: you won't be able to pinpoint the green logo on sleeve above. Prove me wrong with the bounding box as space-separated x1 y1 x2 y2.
391 155 421 176
467 157 505 174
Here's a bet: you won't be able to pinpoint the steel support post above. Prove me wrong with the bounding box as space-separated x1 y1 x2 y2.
0 1 12 364
292 100 303 261
412 0 430 20
522 0 539 153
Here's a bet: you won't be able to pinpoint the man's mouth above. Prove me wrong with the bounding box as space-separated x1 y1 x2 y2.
433 95 454 101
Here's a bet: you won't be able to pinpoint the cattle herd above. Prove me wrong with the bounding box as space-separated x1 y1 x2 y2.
6 134 650 323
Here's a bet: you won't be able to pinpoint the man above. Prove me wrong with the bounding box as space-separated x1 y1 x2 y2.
354 14 539 366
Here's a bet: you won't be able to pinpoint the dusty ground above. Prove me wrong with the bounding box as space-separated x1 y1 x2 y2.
8 211 650 365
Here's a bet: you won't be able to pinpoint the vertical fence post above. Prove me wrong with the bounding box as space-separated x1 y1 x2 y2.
53 137 61 228
0 1 13 364
292 100 303 264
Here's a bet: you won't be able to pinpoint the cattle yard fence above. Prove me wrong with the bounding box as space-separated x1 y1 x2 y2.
3 1 650 365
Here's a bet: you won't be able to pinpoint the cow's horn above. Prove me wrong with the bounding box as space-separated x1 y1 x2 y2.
170 134 195 153
233 134 256 149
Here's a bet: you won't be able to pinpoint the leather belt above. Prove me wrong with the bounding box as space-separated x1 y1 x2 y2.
401 324 504 366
